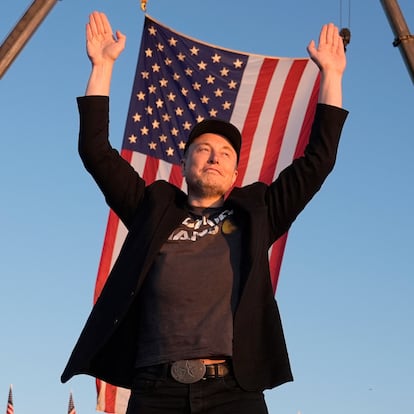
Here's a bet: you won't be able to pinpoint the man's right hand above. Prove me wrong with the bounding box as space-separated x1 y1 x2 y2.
86 11 126 66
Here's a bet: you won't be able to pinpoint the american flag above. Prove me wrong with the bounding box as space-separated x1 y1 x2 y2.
6 386 13 414
94 15 320 413
67 392 76 414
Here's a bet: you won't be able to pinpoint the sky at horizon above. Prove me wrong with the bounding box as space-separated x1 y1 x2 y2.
1 1 413 413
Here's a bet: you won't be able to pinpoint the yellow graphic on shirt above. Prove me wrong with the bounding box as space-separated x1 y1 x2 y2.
222 218 238 234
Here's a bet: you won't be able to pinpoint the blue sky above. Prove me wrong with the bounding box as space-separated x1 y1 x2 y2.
1 1 413 413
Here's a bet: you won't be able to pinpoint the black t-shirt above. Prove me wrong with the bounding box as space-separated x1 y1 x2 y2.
135 206 241 367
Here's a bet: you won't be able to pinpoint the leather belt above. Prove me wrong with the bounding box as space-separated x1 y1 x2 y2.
135 359 231 384
170 359 230 383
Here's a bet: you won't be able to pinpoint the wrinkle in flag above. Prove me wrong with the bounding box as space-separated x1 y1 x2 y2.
94 15 320 414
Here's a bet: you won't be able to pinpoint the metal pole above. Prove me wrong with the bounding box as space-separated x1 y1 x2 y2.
0 0 58 79
380 0 414 84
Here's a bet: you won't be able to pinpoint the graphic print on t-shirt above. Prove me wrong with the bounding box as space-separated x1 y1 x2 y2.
168 208 237 242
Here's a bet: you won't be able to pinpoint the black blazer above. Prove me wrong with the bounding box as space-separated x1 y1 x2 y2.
61 96 348 391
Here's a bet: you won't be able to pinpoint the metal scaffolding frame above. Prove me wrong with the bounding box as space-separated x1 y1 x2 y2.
0 0 58 79
381 0 414 84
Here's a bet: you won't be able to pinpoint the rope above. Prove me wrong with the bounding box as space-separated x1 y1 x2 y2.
339 0 351 50
340 0 351 29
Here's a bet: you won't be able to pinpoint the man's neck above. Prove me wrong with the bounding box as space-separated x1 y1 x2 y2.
187 194 225 208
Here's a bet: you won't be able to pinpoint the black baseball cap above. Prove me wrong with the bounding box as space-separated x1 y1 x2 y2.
184 118 242 163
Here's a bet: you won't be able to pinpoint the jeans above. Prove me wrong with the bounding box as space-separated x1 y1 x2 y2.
126 365 269 414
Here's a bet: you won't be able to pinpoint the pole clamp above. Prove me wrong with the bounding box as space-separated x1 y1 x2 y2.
393 34 414 47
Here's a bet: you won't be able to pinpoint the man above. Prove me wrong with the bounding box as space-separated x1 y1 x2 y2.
61 11 348 414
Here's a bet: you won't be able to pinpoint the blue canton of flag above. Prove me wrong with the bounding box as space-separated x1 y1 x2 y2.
122 16 247 165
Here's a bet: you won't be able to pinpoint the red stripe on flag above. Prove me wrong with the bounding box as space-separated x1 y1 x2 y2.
168 163 184 188
96 379 119 413
259 60 308 183
105 382 118 413
236 58 279 187
142 156 160 183
93 149 133 301
93 210 120 301
269 234 288 292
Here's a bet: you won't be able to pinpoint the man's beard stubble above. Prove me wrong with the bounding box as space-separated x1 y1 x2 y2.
186 177 226 200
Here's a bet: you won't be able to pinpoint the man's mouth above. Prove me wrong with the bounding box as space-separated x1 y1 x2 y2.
204 168 222 175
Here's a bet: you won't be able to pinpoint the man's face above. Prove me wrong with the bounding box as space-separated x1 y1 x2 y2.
182 133 239 201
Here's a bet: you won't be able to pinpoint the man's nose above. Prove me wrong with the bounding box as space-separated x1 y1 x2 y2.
208 153 219 164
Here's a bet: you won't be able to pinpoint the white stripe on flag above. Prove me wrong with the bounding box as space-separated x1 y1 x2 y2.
230 56 263 130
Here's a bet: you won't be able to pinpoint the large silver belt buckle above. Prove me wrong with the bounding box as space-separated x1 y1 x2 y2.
170 360 206 384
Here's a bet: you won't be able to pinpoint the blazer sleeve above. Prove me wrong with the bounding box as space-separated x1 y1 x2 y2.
77 95 146 228
267 103 349 241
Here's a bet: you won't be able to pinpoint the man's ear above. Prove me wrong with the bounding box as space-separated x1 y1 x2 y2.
231 168 238 186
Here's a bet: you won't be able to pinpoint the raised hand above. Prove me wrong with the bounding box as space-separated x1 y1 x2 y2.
307 23 346 107
83 12 126 96
307 23 346 75
86 11 126 66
